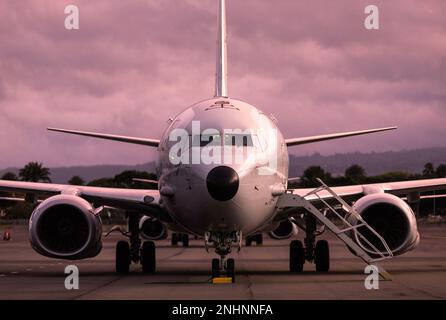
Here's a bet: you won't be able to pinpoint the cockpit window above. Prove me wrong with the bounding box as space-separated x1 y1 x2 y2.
224 134 253 147
192 134 222 147
191 133 255 147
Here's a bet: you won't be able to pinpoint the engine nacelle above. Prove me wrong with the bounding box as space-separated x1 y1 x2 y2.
269 219 298 240
29 195 102 260
350 193 420 256
139 216 167 240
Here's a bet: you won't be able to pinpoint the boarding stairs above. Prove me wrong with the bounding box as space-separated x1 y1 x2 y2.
278 178 393 280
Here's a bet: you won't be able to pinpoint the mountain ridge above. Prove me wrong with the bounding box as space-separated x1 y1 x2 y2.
1 147 445 183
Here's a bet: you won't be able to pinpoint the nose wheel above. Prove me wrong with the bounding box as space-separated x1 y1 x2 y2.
211 257 235 282
212 258 220 278
226 258 235 281
206 231 240 283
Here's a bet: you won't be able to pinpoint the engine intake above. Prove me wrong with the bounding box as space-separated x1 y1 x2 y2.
269 219 298 240
29 195 102 260
139 216 167 240
351 193 420 256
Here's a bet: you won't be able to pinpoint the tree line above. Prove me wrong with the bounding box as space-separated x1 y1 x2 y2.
1 161 446 219
290 162 446 188
2 161 446 189
0 162 157 190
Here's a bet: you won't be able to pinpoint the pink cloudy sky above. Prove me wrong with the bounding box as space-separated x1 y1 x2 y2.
0 0 445 168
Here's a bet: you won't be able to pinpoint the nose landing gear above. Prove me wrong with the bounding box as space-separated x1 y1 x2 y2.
211 257 235 281
206 231 241 283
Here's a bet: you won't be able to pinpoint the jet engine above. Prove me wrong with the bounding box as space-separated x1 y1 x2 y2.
350 193 420 256
29 195 102 260
269 219 298 240
139 216 167 240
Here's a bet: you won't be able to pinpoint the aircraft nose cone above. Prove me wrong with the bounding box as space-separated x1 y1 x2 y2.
206 166 239 201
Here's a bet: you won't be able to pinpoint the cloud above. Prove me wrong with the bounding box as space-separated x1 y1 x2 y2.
0 0 445 168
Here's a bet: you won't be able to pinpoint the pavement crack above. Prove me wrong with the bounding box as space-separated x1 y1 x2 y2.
71 276 124 300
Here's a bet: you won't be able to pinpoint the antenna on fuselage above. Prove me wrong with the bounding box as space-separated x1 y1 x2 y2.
214 0 228 98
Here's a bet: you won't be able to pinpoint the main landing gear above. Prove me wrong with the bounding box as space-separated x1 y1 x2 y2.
115 213 156 274
245 234 263 246
171 232 189 247
206 231 241 283
289 215 330 273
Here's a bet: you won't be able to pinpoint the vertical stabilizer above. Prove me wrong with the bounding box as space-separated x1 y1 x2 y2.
215 0 228 98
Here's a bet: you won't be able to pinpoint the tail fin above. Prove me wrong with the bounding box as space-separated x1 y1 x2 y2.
214 0 228 98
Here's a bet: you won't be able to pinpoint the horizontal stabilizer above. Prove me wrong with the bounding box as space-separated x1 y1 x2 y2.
0 197 24 202
132 178 159 184
285 127 397 147
47 128 160 147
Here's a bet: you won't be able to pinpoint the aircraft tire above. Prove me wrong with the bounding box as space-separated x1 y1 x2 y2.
212 258 220 278
226 258 235 282
116 241 130 274
182 234 189 247
171 233 178 246
315 240 330 272
141 241 156 273
290 240 305 272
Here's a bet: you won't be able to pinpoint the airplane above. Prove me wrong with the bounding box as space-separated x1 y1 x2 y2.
1 0 446 281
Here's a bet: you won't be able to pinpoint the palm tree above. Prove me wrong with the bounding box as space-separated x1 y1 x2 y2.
19 162 51 182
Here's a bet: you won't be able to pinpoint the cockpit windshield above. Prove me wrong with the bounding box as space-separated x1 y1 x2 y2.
224 133 253 147
192 134 222 147
191 132 255 148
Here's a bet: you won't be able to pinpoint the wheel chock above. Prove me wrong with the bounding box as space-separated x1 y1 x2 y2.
212 277 233 284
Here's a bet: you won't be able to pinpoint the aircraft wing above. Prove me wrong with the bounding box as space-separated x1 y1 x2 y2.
291 178 446 202
0 180 168 221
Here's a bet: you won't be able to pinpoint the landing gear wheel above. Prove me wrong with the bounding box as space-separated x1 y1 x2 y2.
141 241 156 273
116 241 130 274
289 240 305 272
315 240 330 272
226 258 235 282
182 234 189 247
255 234 263 245
171 233 178 246
246 234 262 246
212 258 220 278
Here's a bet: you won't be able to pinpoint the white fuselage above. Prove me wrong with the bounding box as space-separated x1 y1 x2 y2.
156 98 289 236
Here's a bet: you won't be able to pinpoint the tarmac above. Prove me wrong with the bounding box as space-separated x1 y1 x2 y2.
0 224 445 300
